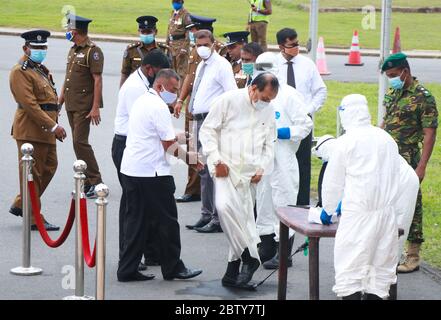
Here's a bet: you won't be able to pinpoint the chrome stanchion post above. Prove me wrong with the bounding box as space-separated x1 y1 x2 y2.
11 143 43 276
95 184 109 300
64 160 93 300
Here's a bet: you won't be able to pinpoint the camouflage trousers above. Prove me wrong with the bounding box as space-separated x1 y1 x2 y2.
400 146 424 244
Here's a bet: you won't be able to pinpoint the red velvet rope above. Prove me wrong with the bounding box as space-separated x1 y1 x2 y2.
79 198 96 268
28 181 75 248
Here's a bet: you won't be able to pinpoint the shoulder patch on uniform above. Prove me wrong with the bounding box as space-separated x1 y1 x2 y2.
21 60 29 71
93 51 100 61
128 42 141 49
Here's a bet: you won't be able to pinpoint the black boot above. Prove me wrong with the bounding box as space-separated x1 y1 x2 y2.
342 291 362 300
364 293 383 300
221 259 241 287
262 235 295 270
258 233 277 263
235 248 260 287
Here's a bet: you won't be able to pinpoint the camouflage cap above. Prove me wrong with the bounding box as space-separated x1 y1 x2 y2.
381 52 408 72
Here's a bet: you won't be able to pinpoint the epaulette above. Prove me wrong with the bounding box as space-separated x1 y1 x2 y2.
21 60 29 71
417 85 432 97
158 42 170 50
127 42 141 49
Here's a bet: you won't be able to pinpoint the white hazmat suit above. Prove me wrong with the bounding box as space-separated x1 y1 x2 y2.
254 53 313 241
322 94 402 299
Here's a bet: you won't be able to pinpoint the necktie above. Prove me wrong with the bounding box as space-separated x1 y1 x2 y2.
188 62 207 114
247 76 253 86
287 61 296 89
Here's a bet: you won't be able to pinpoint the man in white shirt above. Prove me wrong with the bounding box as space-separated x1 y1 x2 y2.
185 30 238 233
117 69 203 282
112 49 170 270
200 72 278 289
275 28 327 206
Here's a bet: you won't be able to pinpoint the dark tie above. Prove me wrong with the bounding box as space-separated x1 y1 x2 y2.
188 62 207 114
287 61 296 88
247 76 253 86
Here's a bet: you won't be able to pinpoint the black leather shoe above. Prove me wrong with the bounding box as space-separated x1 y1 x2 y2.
176 194 201 203
85 185 98 199
9 207 23 217
194 221 223 233
185 216 211 230
138 262 148 272
31 221 60 231
258 234 277 263
118 271 155 282
164 267 202 280
236 258 260 286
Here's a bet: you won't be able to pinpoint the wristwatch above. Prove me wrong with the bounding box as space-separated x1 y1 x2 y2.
177 99 184 104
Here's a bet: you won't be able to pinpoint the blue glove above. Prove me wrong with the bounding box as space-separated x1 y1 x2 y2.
336 201 342 217
277 127 291 140
320 209 332 225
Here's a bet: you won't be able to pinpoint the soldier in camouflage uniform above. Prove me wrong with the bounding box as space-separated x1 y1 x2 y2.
167 0 192 82
120 16 169 87
223 31 250 89
172 15 228 205
381 53 438 273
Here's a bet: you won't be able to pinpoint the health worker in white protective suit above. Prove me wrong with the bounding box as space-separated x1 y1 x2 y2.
314 135 419 259
254 52 314 270
322 94 402 300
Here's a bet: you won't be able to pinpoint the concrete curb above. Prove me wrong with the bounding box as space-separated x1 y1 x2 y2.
1 27 440 59
421 261 441 285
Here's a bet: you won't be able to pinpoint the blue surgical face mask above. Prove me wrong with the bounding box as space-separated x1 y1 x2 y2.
188 32 195 44
29 49 47 64
388 70 406 90
173 2 183 11
140 33 155 45
66 31 74 42
242 63 254 76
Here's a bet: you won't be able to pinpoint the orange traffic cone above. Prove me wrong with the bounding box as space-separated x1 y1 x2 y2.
345 30 364 66
316 37 331 75
392 26 401 53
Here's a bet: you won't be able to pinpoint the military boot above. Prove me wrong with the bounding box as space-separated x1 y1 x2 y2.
397 242 421 273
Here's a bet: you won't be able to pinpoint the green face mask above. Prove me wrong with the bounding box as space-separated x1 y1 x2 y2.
242 63 254 76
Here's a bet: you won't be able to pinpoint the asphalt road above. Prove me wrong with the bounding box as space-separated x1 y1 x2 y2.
0 35 440 300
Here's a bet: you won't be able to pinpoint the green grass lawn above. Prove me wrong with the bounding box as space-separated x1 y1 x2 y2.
0 0 440 49
314 80 441 268
297 0 441 8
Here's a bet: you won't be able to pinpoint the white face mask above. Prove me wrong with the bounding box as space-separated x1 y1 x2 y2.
197 45 213 60
159 86 178 105
254 100 271 110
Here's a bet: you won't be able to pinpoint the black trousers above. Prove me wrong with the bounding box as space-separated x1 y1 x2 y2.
111 135 160 261
296 132 313 205
117 174 185 279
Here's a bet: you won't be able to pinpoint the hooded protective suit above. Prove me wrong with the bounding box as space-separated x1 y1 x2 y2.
316 135 419 256
322 94 402 299
254 53 313 241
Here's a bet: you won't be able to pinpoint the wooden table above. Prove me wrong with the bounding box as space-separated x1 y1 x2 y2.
276 206 403 300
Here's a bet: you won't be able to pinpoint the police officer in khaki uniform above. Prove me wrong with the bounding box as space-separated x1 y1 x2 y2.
173 15 226 204
120 16 169 87
167 0 192 82
223 31 250 89
9 30 67 231
58 14 104 199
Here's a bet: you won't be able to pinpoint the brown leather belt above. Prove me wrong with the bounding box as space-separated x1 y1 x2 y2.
169 34 186 41
18 104 59 112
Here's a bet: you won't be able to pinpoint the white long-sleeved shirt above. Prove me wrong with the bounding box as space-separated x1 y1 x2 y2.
199 88 276 187
191 51 237 115
114 68 150 136
275 53 327 115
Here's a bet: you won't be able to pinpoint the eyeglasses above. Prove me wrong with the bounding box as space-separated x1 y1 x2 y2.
282 42 299 49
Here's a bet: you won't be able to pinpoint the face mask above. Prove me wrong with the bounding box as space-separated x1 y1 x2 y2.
160 86 178 105
140 33 155 45
29 49 47 64
254 100 271 110
242 63 254 76
388 70 405 90
173 2 183 11
189 32 195 44
284 46 299 57
66 31 74 41
197 45 213 60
